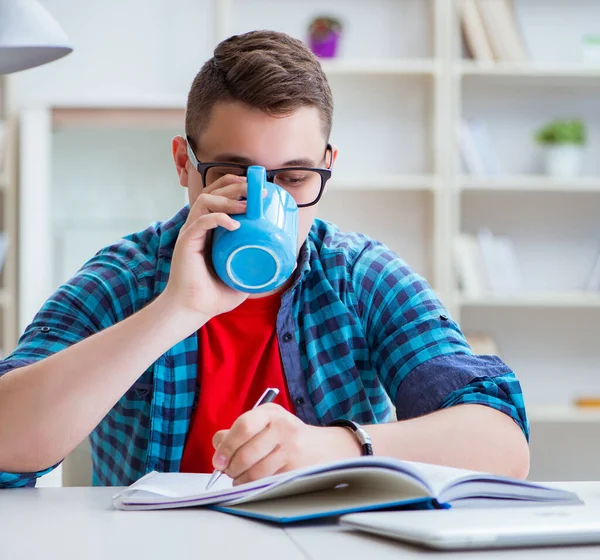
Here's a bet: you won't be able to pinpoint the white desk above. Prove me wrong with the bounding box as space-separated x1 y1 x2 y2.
1 487 303 560
3 483 600 560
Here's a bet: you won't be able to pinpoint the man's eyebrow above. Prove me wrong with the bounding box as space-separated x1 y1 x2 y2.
212 153 317 168
212 153 254 165
279 157 316 168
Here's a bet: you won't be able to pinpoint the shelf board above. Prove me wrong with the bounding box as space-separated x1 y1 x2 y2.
330 174 436 191
529 406 600 423
52 106 185 129
459 175 600 193
321 58 438 76
459 293 600 309
458 61 600 78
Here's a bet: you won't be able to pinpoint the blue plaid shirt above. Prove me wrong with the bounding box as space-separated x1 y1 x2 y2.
0 207 529 488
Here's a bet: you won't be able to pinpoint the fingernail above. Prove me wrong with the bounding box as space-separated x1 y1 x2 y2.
214 454 228 469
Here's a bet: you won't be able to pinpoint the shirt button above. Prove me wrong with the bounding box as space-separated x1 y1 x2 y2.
40 326 51 333
282 332 294 342
440 314 449 321
295 397 305 406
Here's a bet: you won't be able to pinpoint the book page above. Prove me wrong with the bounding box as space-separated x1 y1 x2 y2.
403 461 483 497
121 471 233 498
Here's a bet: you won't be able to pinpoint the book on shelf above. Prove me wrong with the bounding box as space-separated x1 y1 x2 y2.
112 456 581 524
586 249 600 292
0 120 6 179
476 0 528 62
0 233 8 274
477 229 524 296
458 0 494 62
453 233 489 297
454 230 524 298
458 119 501 178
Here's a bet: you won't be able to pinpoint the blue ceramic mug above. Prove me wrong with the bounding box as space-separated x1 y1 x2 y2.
211 166 299 294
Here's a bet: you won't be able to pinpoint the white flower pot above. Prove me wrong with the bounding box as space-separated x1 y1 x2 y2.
544 145 584 178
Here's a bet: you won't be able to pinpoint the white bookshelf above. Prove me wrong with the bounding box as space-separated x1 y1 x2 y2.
460 175 600 193
321 58 439 75
459 293 600 309
458 61 600 78
7 0 600 483
330 174 436 191
0 81 19 359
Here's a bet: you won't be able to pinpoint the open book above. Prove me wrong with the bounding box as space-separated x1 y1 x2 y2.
112 457 582 524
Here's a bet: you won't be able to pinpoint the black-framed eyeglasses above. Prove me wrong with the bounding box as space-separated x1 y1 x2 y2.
186 136 333 208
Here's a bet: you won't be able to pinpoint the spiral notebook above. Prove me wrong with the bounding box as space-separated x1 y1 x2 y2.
112 456 582 524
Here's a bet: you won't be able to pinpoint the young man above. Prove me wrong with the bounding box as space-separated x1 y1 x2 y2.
0 31 529 488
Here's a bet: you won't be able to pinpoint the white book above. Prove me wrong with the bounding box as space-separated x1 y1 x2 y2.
467 119 502 177
458 0 495 61
0 233 8 274
453 234 489 297
494 235 524 294
458 120 487 177
477 229 523 295
0 121 6 177
496 0 528 61
586 249 600 292
477 0 528 62
112 456 581 524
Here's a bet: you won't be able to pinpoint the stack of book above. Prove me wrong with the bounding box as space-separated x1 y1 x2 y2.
453 228 524 298
458 0 528 62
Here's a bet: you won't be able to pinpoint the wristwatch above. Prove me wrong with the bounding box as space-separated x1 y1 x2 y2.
328 419 373 456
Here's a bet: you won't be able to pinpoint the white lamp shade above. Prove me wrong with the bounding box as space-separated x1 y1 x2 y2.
0 0 72 74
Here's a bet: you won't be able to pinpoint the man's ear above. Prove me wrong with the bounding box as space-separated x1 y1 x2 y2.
323 144 339 196
328 144 339 170
172 135 190 187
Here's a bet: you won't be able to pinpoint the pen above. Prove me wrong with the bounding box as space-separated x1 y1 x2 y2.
205 387 280 490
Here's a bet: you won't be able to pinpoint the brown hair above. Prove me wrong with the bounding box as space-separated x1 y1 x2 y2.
185 30 333 146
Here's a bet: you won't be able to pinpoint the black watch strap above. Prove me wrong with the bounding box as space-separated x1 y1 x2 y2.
328 419 373 456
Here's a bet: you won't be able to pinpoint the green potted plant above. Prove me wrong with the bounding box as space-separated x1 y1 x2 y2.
308 16 343 59
535 119 586 178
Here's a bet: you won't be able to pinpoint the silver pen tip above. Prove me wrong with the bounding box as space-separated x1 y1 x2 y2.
205 470 221 490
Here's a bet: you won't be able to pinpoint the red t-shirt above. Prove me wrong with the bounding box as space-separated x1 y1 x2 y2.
180 292 295 473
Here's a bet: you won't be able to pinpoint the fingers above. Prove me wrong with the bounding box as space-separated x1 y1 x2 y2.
212 405 277 471
208 182 268 202
181 193 245 237
203 174 246 195
199 192 247 216
233 447 287 486
226 427 280 481
204 181 248 199
187 174 246 223
212 430 228 450
178 212 240 245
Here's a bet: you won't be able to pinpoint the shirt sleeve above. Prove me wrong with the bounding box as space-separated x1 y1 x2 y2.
351 242 529 441
0 241 145 488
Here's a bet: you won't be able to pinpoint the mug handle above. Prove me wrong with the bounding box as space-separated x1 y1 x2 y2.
245 166 266 220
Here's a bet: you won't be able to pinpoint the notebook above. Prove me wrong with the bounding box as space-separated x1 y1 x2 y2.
112 456 582 524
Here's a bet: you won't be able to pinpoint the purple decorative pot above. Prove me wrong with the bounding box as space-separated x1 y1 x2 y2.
309 31 341 58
